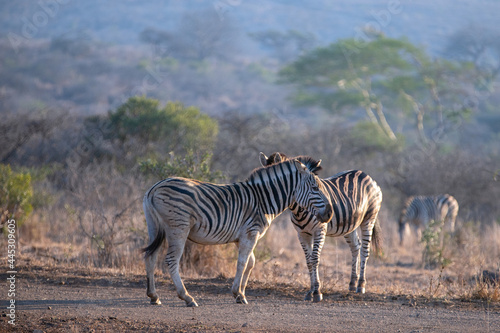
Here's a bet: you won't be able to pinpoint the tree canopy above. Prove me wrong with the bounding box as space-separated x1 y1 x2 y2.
107 96 219 156
278 35 479 146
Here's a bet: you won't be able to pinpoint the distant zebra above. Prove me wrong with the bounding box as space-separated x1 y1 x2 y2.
398 194 459 245
143 158 333 307
260 152 382 301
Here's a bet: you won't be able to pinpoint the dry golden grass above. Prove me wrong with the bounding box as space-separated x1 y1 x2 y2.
6 205 499 304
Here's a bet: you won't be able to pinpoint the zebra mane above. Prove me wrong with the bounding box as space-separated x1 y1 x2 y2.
263 152 322 175
295 155 323 175
248 159 297 182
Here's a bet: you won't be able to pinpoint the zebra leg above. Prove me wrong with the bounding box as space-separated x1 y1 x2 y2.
145 248 161 305
449 216 456 233
297 232 314 301
343 231 361 292
165 237 198 307
416 227 423 243
144 216 162 305
232 234 258 304
240 252 256 298
309 227 327 302
357 221 376 294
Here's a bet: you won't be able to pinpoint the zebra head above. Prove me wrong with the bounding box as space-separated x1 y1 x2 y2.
260 152 287 167
260 152 330 222
292 159 333 223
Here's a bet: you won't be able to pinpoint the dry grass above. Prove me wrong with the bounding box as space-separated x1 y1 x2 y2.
5 197 499 304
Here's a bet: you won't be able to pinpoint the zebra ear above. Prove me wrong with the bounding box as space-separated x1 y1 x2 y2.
293 159 310 174
316 159 322 168
274 153 283 163
259 152 268 167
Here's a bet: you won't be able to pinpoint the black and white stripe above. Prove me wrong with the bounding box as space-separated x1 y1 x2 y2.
398 194 458 244
143 158 333 307
260 152 382 301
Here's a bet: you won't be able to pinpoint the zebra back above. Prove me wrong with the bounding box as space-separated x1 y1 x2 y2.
399 194 459 230
322 170 382 235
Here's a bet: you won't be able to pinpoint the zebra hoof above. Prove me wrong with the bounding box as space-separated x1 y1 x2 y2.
313 293 323 303
356 287 366 294
186 300 198 307
304 292 313 301
150 298 161 305
235 295 248 304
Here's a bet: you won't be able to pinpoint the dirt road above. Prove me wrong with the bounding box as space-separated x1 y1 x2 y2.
1 264 499 332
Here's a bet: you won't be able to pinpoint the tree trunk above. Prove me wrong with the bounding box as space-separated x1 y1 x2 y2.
374 102 397 141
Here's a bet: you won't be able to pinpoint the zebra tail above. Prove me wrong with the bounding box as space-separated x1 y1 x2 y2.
142 194 166 258
371 219 383 257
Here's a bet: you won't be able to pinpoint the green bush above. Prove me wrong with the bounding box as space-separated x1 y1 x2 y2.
0 164 33 226
421 219 452 269
109 96 218 154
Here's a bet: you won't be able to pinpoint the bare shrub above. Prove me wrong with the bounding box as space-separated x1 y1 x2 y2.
213 111 346 182
65 162 146 268
180 243 237 278
389 148 500 223
461 270 500 302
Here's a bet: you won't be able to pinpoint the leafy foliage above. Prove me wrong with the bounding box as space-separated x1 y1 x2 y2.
421 219 452 269
81 97 219 168
139 151 223 183
279 35 424 141
0 164 33 226
349 121 404 154
279 35 481 145
279 36 423 103
109 96 218 154
109 97 164 142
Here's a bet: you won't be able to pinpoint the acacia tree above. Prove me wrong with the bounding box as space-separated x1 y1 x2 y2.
278 35 423 141
278 35 477 146
393 58 477 146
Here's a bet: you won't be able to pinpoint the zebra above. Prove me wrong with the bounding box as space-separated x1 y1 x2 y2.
143 157 333 307
260 152 382 302
398 194 459 245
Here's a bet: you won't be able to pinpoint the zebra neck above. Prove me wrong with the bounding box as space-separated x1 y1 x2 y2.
249 176 295 216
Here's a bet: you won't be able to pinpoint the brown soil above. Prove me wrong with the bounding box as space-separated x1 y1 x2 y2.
1 259 499 333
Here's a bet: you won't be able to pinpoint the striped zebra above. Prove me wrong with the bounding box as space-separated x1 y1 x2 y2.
260 152 382 301
143 158 333 307
398 194 458 245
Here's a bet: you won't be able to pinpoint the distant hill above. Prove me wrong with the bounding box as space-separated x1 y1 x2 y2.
2 0 499 55
1 0 499 147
